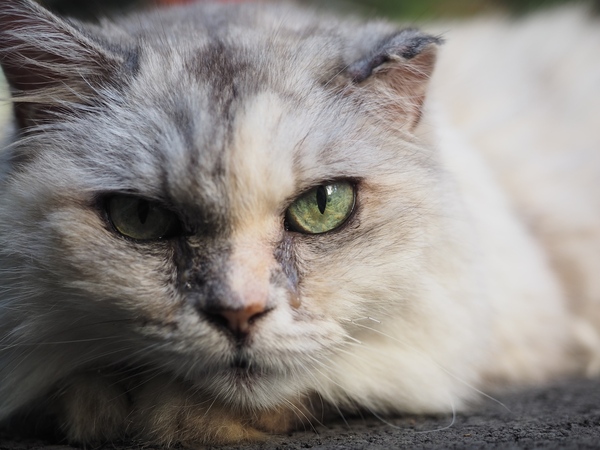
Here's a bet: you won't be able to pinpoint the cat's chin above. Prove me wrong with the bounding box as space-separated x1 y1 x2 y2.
198 365 305 411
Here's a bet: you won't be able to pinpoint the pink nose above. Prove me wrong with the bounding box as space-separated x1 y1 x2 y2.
216 303 269 335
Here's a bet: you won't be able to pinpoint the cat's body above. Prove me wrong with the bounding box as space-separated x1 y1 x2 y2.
0 0 598 445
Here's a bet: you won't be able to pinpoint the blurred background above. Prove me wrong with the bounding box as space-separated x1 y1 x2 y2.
37 0 600 20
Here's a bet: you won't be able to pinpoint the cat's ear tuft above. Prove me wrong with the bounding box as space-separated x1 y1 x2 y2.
346 29 442 130
0 0 124 127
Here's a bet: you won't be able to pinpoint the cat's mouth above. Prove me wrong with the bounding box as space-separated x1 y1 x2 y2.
231 355 250 370
228 355 263 380
197 351 307 410
219 354 285 395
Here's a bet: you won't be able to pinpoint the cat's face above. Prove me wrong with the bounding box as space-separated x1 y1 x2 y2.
0 1 449 412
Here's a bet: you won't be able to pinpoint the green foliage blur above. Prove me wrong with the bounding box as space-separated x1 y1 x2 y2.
40 0 600 21
336 0 597 19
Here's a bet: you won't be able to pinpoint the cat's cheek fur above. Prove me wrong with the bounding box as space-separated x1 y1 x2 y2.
48 207 181 321
292 176 491 413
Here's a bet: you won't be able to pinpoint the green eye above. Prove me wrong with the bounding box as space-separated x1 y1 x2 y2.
286 181 355 234
107 196 179 241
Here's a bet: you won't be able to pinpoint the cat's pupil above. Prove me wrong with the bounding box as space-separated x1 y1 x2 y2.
316 186 327 214
137 200 150 225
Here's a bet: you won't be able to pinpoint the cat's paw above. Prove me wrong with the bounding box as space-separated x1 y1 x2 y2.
251 401 314 434
56 374 308 446
58 373 131 443
131 377 265 446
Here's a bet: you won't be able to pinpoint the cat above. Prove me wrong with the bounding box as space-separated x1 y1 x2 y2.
0 0 599 446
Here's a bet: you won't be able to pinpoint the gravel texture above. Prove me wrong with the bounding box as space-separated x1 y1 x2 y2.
2 377 600 450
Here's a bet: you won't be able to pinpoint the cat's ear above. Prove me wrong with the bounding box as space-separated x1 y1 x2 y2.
0 0 124 128
345 29 441 130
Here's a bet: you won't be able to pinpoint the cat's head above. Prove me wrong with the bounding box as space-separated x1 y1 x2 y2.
0 0 482 416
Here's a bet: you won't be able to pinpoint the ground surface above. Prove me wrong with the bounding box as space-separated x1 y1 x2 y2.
1 377 599 450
